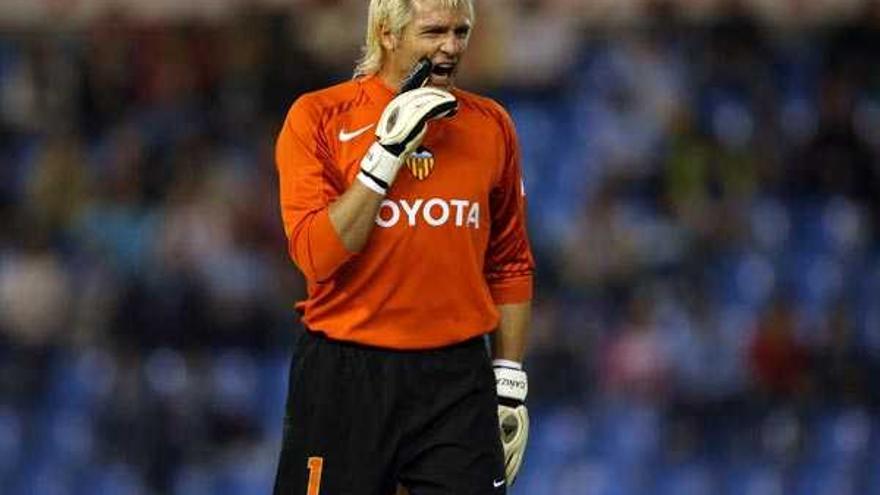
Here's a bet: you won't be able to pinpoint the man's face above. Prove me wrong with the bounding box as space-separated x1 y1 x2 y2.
382 0 472 88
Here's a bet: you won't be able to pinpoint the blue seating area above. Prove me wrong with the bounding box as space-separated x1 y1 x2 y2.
516 407 880 494
3 351 880 494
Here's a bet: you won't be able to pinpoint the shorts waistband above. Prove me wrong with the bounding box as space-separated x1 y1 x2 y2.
301 327 486 354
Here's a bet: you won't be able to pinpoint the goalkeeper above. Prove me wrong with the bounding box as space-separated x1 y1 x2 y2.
273 0 534 493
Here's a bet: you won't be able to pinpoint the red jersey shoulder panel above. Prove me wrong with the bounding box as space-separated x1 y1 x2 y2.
451 89 516 133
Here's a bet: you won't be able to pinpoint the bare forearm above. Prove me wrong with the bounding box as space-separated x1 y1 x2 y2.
328 181 384 252
492 301 532 363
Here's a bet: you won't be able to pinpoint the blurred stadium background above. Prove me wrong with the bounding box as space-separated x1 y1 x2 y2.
2 0 880 493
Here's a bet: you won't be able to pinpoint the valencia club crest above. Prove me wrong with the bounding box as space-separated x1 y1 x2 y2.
406 147 435 180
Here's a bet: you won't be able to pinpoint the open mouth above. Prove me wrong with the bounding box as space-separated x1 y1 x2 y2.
431 63 456 79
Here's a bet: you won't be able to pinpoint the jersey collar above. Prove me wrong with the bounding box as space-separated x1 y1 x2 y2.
360 73 459 108
361 74 396 107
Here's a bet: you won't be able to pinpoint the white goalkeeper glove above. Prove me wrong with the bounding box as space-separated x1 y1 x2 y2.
494 360 529 486
358 87 457 195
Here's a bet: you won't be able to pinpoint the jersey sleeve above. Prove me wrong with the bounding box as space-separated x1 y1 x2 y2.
485 105 535 304
276 96 353 283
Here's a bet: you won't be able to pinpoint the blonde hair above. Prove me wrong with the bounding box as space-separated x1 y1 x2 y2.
354 0 475 78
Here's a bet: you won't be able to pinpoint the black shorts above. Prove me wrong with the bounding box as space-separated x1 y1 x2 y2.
273 329 507 495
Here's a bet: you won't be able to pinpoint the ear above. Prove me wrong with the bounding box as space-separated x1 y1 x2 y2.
380 26 398 51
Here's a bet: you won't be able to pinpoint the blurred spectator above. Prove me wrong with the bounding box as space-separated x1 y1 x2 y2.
811 302 872 406
559 182 640 292
23 134 89 240
748 297 810 404
790 75 880 229
0 229 71 347
601 288 671 404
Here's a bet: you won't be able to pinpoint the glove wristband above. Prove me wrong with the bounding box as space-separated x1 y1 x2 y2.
495 366 528 404
361 141 403 186
493 359 522 370
357 171 388 195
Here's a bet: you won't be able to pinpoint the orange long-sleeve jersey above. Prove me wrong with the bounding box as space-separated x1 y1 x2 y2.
275 75 534 349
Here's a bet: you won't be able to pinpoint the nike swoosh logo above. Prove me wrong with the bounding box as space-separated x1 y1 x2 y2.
493 479 505 488
338 124 374 142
